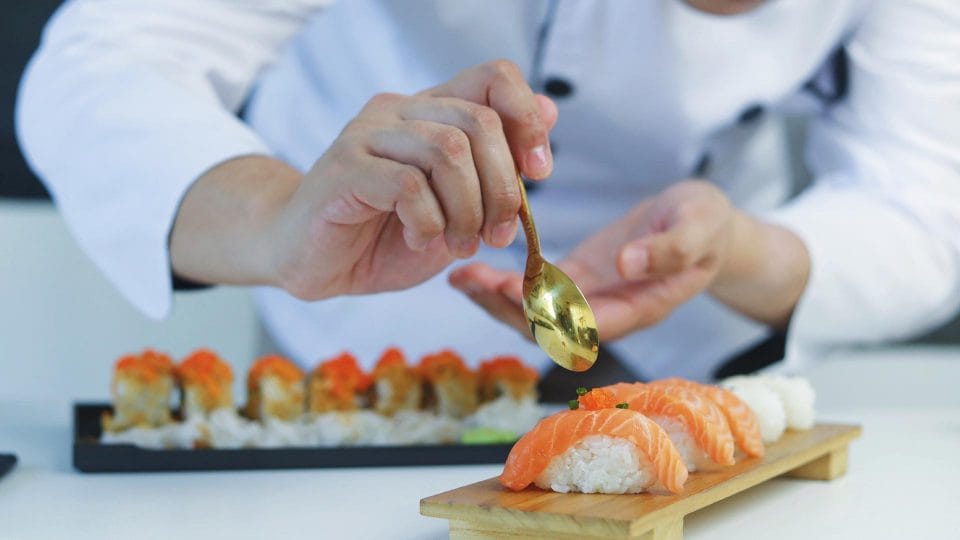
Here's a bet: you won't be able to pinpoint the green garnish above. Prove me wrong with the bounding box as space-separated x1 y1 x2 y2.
616 402 629 409
575 386 588 396
568 399 580 410
461 427 519 445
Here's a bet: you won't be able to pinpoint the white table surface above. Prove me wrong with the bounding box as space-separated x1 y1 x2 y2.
1 346 958 540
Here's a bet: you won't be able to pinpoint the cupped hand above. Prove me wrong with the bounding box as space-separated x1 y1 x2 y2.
449 180 738 341
270 60 558 300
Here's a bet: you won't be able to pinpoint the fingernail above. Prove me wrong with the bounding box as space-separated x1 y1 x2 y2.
491 221 517 247
621 246 648 276
525 145 550 177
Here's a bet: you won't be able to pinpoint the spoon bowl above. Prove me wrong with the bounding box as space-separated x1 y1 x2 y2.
516 172 599 371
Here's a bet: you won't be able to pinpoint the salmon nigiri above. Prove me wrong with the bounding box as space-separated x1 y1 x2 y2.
500 408 688 494
650 378 764 458
597 384 736 471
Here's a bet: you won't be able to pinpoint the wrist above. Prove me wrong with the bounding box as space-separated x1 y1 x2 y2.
711 209 760 290
170 155 302 289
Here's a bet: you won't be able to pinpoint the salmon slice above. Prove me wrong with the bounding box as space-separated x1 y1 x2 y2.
651 378 765 458
500 408 688 494
601 384 736 467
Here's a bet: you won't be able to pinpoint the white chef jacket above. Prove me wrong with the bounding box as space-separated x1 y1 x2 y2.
16 0 960 380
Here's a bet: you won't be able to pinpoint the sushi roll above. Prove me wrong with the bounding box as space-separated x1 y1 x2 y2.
101 349 175 433
418 349 478 419
650 378 764 458
593 385 736 471
176 349 235 419
721 374 815 435
758 375 816 430
720 378 787 443
477 356 539 402
467 356 543 434
371 348 422 416
307 352 372 413
244 355 305 422
500 407 688 494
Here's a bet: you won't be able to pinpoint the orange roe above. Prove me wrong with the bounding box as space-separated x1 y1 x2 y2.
247 355 304 389
115 349 174 383
418 349 475 382
478 356 538 383
176 349 233 400
373 348 408 376
314 352 372 402
578 388 621 410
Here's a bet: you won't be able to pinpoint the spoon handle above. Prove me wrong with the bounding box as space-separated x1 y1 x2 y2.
515 170 542 258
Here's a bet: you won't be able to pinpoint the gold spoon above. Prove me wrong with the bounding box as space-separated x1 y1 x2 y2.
516 170 599 372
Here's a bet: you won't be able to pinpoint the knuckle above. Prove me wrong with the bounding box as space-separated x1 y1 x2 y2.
486 59 522 82
488 185 520 219
431 128 470 164
395 167 426 198
469 106 503 134
366 92 402 110
667 240 695 268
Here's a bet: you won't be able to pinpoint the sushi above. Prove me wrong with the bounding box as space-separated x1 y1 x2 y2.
477 356 539 402
101 349 175 433
650 378 764 458
371 348 422 416
467 356 543 435
418 350 478 419
500 407 688 494
175 349 235 420
593 385 736 471
307 352 372 413
721 374 815 434
244 355 305 422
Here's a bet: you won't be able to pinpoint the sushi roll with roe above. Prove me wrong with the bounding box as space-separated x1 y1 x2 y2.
478 356 538 402
244 355 305 422
176 349 235 419
418 350 478 419
467 356 543 434
371 348 422 416
307 352 372 413
101 349 175 433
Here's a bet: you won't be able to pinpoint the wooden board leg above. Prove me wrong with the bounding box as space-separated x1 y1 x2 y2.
634 516 684 540
449 520 631 539
785 445 849 480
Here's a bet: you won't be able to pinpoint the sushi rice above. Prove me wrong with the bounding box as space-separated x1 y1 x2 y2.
535 435 657 494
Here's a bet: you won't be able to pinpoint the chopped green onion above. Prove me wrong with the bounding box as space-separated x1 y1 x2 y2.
568 399 580 410
575 386 588 396
616 402 629 409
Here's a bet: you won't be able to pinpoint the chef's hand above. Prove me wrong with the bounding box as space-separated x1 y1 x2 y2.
170 60 557 299
449 180 810 340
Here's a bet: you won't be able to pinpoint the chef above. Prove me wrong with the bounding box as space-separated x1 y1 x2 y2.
16 0 960 387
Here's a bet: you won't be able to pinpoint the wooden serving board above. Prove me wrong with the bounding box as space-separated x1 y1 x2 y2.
421 423 861 540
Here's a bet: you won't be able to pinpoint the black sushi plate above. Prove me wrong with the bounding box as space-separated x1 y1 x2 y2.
0 453 16 480
73 403 514 473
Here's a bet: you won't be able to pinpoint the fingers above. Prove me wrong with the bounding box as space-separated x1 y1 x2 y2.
617 221 719 280
589 267 714 340
399 97 520 249
367 120 483 257
346 155 446 252
427 60 554 179
449 263 529 335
